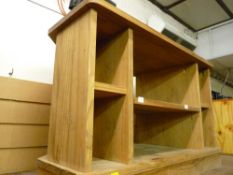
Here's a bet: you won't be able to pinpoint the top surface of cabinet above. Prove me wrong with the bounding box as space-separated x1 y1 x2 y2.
49 0 212 72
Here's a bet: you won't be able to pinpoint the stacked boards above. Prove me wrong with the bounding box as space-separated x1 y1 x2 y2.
0 76 51 174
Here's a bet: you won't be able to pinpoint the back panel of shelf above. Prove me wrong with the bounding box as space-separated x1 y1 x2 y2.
95 27 131 88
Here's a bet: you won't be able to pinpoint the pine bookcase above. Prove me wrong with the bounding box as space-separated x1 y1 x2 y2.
38 1 221 175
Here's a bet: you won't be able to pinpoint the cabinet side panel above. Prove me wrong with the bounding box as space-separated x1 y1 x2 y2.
47 10 97 172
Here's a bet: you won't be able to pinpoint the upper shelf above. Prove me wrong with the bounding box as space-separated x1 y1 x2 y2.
134 98 200 113
48 0 212 73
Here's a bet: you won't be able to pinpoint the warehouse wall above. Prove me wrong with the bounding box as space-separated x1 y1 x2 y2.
0 0 195 84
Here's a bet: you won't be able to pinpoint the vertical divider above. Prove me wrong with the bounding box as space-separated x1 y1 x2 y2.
189 64 204 149
47 10 97 172
199 69 218 147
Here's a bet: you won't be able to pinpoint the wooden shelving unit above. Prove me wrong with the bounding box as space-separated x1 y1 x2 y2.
38 1 221 175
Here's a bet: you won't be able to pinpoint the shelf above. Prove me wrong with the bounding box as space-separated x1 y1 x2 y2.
201 103 209 109
133 144 219 161
134 98 200 113
39 145 220 174
95 82 126 98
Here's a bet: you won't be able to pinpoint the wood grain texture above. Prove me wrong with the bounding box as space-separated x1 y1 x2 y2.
94 29 134 164
136 64 201 106
0 100 50 124
199 70 211 105
48 0 212 71
135 112 204 149
47 10 97 172
41 1 217 174
95 82 126 98
199 70 217 147
96 29 131 87
0 125 48 148
134 98 200 113
0 76 51 104
38 146 220 175
213 99 233 154
0 148 47 174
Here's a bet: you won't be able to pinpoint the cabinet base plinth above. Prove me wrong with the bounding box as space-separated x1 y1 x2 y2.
38 147 221 175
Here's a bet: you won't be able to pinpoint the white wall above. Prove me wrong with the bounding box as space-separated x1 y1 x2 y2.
112 0 196 45
0 0 195 84
195 20 233 60
0 0 62 84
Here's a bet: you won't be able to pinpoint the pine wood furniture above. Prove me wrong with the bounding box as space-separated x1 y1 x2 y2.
213 99 233 155
38 0 221 174
0 76 51 174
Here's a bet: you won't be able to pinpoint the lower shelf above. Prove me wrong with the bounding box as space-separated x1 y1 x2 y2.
38 144 221 175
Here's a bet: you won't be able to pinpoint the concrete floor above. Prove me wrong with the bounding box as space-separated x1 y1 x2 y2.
11 155 233 175
203 155 233 175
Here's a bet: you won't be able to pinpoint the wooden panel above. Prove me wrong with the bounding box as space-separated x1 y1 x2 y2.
0 148 47 174
47 10 97 172
202 109 217 147
0 125 48 148
96 29 131 87
38 147 221 175
94 29 134 164
0 76 51 103
134 98 200 113
200 69 217 147
199 70 211 105
48 0 212 71
135 112 204 149
213 100 233 154
0 100 50 124
136 64 201 106
95 82 126 98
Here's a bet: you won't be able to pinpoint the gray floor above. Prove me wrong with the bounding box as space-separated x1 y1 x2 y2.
203 155 233 175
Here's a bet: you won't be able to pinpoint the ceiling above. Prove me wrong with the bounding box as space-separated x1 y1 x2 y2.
210 54 233 87
148 0 233 32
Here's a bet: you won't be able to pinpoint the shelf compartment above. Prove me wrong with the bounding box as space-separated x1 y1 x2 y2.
134 98 200 113
135 64 201 107
93 95 133 164
134 111 204 149
95 29 133 88
95 82 126 98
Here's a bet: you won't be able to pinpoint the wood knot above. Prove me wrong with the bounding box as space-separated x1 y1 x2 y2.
225 124 233 133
